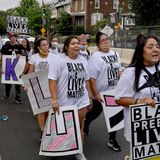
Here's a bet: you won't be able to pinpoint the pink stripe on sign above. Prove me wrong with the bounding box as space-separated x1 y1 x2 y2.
104 96 118 107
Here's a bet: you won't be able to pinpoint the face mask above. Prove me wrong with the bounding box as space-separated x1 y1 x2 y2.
80 45 86 50
51 42 58 48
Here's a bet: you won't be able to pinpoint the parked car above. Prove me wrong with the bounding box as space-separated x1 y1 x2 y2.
18 35 35 43
1 37 9 45
1 34 35 45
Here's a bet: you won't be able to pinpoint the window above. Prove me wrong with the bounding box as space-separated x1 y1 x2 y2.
76 17 84 26
75 0 78 11
113 0 119 10
91 12 103 25
95 0 100 9
81 0 84 10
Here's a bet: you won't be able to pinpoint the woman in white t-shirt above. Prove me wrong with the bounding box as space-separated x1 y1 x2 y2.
83 32 122 151
48 35 92 160
28 37 55 138
115 35 159 142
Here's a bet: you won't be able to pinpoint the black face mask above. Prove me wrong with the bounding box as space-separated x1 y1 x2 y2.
138 65 160 91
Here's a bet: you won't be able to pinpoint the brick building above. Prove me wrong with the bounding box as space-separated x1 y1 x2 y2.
51 0 129 33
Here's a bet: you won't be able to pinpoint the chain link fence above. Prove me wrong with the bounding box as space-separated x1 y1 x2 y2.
110 25 160 49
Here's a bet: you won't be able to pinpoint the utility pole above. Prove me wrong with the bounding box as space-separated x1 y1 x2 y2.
41 0 46 36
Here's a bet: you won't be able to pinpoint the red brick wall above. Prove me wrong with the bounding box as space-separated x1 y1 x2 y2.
71 0 129 33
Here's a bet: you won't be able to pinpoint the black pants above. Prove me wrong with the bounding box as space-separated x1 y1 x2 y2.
5 84 21 100
84 99 117 140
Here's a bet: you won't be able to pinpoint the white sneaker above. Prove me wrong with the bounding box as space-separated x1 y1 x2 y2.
75 153 87 160
124 155 131 160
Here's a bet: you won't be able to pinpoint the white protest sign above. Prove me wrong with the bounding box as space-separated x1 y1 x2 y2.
100 89 124 132
100 26 114 37
39 106 82 156
7 16 28 34
1 55 26 84
22 70 52 115
130 103 160 160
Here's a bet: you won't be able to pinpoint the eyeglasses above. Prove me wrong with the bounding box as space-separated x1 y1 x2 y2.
100 38 109 43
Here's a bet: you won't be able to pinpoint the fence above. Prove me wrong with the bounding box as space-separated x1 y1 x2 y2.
109 25 160 49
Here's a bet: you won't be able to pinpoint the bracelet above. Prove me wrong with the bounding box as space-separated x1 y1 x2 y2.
135 98 139 104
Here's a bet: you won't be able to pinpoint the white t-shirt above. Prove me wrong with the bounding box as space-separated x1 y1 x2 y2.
79 50 90 61
115 65 160 142
29 52 54 72
49 47 60 55
48 53 90 109
88 50 121 92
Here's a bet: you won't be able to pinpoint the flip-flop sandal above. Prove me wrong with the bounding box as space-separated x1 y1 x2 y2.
0 115 8 121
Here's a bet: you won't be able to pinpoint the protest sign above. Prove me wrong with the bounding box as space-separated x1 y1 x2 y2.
1 55 26 84
39 106 82 156
130 103 160 160
7 16 28 34
22 70 52 115
101 89 124 132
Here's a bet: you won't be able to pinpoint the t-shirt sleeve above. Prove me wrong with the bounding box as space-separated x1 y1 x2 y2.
88 54 100 79
84 61 90 81
115 68 135 99
48 58 60 80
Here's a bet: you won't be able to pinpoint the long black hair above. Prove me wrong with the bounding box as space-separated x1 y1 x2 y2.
129 34 159 91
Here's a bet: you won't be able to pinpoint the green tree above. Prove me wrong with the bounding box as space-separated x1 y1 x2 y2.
93 18 108 33
0 11 7 35
16 0 42 35
15 0 52 35
55 11 72 35
129 0 160 25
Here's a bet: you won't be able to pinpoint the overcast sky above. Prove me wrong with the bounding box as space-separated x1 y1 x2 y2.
0 0 54 11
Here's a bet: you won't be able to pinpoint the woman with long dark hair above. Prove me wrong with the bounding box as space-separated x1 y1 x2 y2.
115 35 160 158
48 35 92 160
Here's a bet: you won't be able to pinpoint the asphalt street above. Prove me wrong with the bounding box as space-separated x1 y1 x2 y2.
0 81 129 160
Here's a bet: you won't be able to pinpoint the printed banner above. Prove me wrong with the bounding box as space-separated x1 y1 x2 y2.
1 55 26 84
39 106 82 156
100 89 124 132
22 70 52 115
130 103 160 160
7 16 28 33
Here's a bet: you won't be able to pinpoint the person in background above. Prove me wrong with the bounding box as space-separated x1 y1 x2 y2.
79 34 90 61
48 35 92 160
83 32 122 151
115 35 160 159
49 36 61 54
28 37 54 139
1 32 22 104
86 33 90 47
20 38 31 75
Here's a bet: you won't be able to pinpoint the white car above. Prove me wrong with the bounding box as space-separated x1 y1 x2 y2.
1 37 10 45
1 35 35 45
18 35 35 43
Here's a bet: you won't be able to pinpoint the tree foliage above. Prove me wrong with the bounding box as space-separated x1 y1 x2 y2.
129 0 160 26
16 0 43 35
55 11 73 35
93 18 109 33
0 11 7 35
